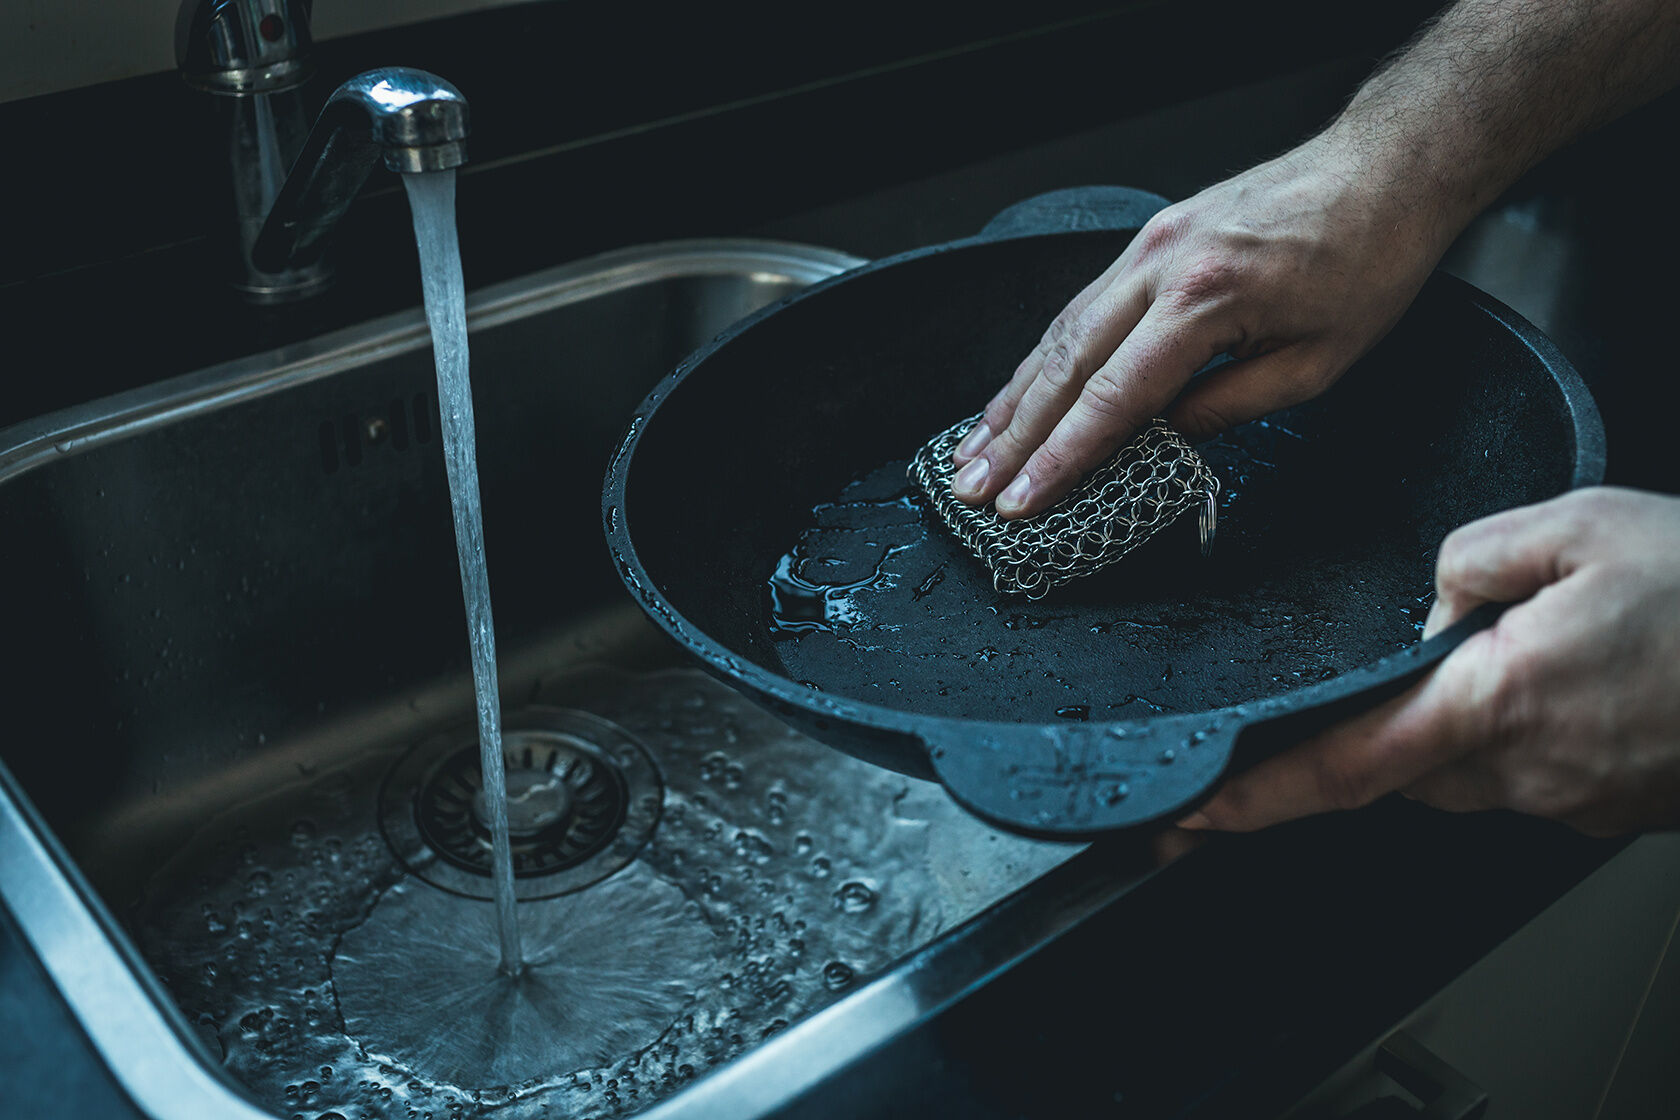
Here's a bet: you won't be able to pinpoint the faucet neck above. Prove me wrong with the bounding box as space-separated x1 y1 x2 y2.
177 0 316 95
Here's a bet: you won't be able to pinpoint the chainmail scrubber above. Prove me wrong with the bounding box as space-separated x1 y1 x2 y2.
908 414 1219 599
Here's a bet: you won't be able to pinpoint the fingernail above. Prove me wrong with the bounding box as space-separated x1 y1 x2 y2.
995 471 1032 515
953 456 989 498
1177 811 1213 830
954 421 992 463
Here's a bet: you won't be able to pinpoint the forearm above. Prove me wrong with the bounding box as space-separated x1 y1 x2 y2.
1322 0 1680 252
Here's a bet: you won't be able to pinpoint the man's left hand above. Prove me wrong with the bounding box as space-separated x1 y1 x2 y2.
1180 487 1680 837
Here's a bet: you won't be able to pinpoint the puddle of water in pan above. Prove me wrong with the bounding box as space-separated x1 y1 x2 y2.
766 418 1434 723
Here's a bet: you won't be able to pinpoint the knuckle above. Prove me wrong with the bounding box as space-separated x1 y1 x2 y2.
1435 527 1468 578
1029 441 1074 482
1038 309 1078 352
1163 255 1241 307
989 417 1044 465
1546 492 1598 537
983 399 1014 432
1135 208 1185 254
1039 342 1073 386
1039 336 1087 389
1435 522 1485 586
1559 485 1622 517
985 423 1025 461
1078 373 1144 430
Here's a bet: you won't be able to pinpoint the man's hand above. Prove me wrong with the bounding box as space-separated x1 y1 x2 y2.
952 0 1680 521
1180 488 1680 838
949 137 1444 519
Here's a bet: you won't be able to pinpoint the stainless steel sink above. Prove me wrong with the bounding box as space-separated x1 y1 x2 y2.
0 239 1149 1120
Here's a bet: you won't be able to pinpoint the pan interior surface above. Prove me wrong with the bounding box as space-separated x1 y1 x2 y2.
622 231 1581 725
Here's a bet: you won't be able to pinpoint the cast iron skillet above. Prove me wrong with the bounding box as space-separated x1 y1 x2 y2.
603 187 1605 838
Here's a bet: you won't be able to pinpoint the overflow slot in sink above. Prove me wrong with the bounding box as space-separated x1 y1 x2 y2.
379 707 663 900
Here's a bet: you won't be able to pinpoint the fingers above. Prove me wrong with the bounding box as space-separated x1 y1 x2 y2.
992 297 1229 517
1164 344 1336 443
1178 632 1502 832
952 262 1130 468
952 278 1151 505
1427 493 1593 634
1400 760 1506 814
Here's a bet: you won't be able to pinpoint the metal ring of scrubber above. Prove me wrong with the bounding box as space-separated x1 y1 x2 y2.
907 414 1219 599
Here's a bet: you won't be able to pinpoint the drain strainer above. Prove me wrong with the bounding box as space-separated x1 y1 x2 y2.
379 707 661 900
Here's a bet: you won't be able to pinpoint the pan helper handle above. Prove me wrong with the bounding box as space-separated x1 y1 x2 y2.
920 603 1508 837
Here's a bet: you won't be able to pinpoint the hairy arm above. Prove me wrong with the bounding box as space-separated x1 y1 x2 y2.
952 0 1680 519
1342 0 1680 246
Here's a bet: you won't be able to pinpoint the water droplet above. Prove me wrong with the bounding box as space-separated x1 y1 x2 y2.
698 751 728 783
733 830 775 862
833 881 877 914
1054 705 1090 721
821 961 856 991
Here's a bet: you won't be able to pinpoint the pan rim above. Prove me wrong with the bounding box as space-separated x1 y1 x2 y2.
601 228 1606 759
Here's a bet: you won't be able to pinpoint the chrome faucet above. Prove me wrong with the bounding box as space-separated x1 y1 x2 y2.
177 0 469 302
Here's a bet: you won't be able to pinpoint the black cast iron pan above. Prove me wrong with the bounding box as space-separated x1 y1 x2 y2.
603 187 1605 838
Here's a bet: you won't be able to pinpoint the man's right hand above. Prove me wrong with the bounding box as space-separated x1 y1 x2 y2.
953 0 1680 523
950 132 1450 521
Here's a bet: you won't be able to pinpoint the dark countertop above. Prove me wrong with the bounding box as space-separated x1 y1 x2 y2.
2 1 1673 1117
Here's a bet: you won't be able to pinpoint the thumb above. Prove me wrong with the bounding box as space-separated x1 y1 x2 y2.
1179 629 1503 832
1423 493 1591 638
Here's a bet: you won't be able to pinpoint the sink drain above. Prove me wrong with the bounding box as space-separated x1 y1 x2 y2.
379 707 661 900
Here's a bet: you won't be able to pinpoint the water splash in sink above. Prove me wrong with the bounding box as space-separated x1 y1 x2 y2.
404 168 524 972
129 668 1077 1118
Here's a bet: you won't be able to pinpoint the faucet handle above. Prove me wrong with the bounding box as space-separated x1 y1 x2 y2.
177 0 316 94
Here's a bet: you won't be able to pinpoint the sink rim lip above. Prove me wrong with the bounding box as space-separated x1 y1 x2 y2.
0 237 866 488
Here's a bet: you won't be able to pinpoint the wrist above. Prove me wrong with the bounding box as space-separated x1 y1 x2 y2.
1300 120 1473 272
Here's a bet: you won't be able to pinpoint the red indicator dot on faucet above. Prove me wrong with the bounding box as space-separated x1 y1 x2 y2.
259 14 285 42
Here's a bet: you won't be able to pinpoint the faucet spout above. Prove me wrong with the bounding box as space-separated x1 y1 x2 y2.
251 68 470 274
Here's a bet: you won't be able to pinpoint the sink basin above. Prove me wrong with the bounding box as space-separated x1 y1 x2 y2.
0 240 1148 1119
